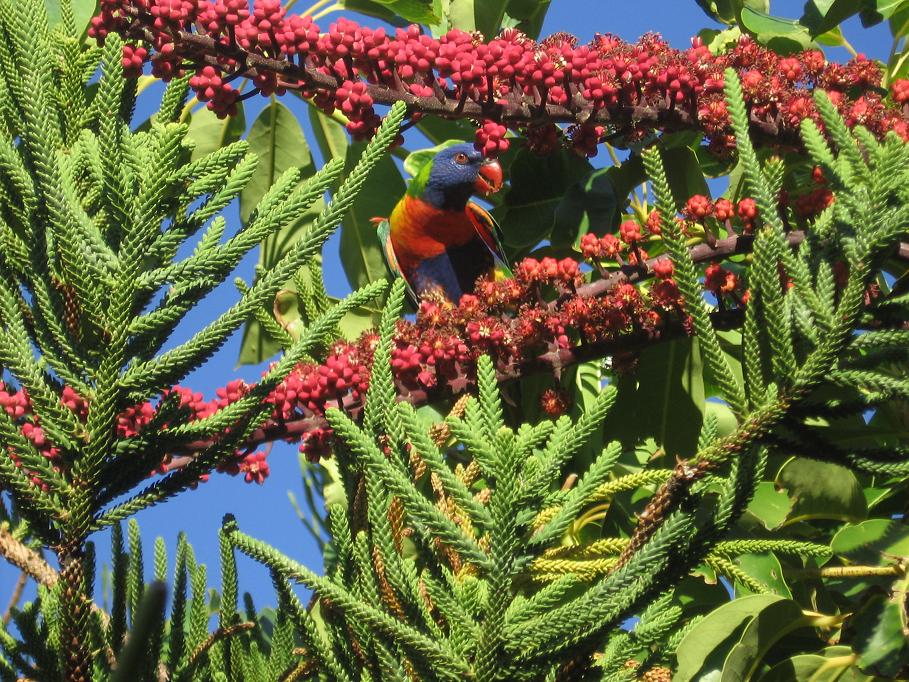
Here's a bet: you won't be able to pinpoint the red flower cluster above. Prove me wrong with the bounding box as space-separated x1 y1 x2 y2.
91 0 909 151
3 184 832 490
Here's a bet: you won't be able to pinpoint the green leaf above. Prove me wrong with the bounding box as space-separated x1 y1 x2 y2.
662 145 710 210
320 457 346 508
775 458 868 525
239 101 314 225
371 0 440 23
739 7 818 52
758 649 872 682
237 101 316 365
496 147 593 250
308 106 349 166
851 587 909 677
502 0 552 38
552 167 620 248
705 401 738 437
340 141 405 290
474 0 508 36
693 0 769 23
744 482 795 530
403 140 462 177
864 0 909 22
429 0 477 33
733 552 792 598
186 103 247 163
815 25 848 45
800 0 863 36
45 0 97 35
416 116 477 145
340 0 407 23
698 26 745 54
721 598 808 682
674 594 784 682
890 3 909 37
830 519 909 564
602 338 705 457
338 307 382 340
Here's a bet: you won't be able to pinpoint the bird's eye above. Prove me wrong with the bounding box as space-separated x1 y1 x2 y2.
454 152 470 165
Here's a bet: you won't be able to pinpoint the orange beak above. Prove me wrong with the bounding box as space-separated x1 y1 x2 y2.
475 159 503 195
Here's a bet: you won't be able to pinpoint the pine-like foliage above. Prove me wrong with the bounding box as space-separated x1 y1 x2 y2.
0 0 402 678
217 74 909 680
0 0 908 680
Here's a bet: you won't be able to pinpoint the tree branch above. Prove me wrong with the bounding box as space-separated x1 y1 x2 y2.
164 232 907 463
0 526 57 588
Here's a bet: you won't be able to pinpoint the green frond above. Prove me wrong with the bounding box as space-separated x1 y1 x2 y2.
327 408 492 571
643 145 747 416
227 522 470 680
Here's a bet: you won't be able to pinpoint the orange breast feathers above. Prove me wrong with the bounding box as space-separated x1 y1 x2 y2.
388 195 479 272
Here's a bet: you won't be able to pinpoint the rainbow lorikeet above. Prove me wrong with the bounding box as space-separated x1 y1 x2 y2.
375 144 509 303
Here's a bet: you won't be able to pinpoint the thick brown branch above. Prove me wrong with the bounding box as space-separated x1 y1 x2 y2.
0 526 58 588
118 15 802 145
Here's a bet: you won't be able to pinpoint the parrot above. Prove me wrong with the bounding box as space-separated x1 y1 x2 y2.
374 143 508 303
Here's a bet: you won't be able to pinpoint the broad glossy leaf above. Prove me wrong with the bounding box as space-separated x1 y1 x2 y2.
602 338 705 457
705 401 738 437
864 0 909 22
338 307 382 341
308 107 349 166
745 482 795 530
694 0 769 23
551 167 619 248
45 0 98 35
501 0 552 38
370 0 440 24
800 0 862 36
495 147 592 250
698 26 745 55
340 141 405 290
816 26 847 47
675 594 784 682
851 588 909 676
474 0 508 36
238 101 316 365
757 654 830 681
341 0 405 24
320 457 346 508
662 145 710 210
775 458 867 525
758 648 872 682
734 552 793 598
416 116 477 145
240 101 314 225
890 3 909 37
569 361 606 471
721 598 806 681
186 103 247 162
739 7 818 52
831 519 909 564
674 574 731 612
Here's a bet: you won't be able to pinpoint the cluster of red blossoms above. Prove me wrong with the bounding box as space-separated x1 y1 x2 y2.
1 381 271 489
91 0 909 155
2 195 762 487
5 180 833 488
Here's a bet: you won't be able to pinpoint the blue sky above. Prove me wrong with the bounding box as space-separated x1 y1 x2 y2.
0 0 894 614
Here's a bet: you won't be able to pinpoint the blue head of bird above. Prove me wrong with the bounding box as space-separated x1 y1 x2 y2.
419 143 503 211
